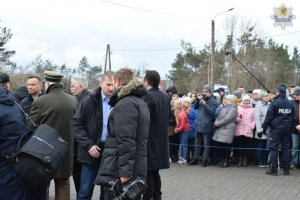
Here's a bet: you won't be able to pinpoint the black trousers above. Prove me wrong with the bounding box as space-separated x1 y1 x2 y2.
169 134 180 161
72 160 82 194
143 170 162 200
269 128 291 169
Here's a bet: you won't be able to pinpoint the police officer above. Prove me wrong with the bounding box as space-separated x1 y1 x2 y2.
262 85 296 176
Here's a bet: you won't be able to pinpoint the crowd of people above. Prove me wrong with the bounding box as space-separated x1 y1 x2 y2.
167 84 298 177
0 69 170 200
0 68 299 200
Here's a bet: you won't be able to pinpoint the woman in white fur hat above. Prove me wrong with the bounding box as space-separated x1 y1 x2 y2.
213 95 238 168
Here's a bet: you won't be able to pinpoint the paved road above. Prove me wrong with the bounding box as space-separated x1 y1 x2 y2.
50 163 300 200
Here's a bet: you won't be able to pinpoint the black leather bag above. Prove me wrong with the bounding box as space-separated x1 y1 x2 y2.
13 124 68 188
10 102 68 188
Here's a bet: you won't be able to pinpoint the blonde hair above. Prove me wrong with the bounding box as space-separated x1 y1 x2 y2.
174 98 183 124
225 95 237 104
182 97 192 114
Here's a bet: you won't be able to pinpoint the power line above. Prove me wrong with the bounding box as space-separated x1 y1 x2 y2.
112 47 202 52
271 30 300 37
100 0 208 21
112 48 182 52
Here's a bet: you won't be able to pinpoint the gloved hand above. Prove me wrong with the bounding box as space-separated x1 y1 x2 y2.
257 131 266 138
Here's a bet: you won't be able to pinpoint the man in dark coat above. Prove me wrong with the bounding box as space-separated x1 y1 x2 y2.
142 70 170 200
262 85 295 176
94 68 150 199
12 85 29 102
72 72 114 200
29 71 77 200
70 75 90 195
20 75 44 115
188 84 218 166
0 72 45 200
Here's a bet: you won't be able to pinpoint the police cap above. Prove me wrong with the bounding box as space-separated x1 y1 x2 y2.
44 71 63 82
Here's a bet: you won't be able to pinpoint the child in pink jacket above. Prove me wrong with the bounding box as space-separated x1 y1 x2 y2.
174 99 190 164
234 95 255 167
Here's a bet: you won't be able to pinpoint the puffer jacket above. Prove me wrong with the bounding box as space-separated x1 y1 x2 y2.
0 88 28 176
187 108 198 132
213 104 237 144
175 108 190 133
254 100 270 139
94 78 150 185
235 103 255 138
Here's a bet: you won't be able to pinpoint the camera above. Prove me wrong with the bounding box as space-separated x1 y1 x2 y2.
198 94 204 100
107 177 146 200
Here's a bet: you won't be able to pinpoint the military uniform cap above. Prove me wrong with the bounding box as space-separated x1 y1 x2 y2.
44 71 64 82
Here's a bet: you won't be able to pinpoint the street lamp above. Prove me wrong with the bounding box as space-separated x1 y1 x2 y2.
210 8 234 86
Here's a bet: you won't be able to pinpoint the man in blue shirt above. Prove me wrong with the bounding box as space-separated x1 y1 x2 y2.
72 71 114 200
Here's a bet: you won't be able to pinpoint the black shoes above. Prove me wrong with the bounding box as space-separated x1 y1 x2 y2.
266 169 278 176
219 159 230 168
284 169 290 176
201 159 208 167
187 159 199 165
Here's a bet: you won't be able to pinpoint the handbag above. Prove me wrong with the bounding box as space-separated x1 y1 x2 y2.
9 102 68 188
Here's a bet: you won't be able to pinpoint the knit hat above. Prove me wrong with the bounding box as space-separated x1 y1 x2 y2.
232 90 241 99
213 92 221 99
203 84 213 94
242 95 251 102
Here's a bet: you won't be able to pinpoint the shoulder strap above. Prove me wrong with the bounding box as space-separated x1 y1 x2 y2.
1 102 36 160
15 101 38 128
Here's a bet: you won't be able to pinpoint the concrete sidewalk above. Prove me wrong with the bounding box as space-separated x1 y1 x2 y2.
50 163 300 200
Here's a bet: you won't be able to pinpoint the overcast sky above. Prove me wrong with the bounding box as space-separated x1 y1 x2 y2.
1 0 299 78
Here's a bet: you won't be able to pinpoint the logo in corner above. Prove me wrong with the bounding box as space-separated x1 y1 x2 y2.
271 4 296 30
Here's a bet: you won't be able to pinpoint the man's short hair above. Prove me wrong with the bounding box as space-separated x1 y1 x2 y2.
27 75 42 83
144 70 160 88
114 68 134 86
71 75 89 88
99 71 114 81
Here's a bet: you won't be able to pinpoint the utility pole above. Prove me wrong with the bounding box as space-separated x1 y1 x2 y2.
207 57 211 84
210 8 234 86
104 44 111 72
211 20 215 86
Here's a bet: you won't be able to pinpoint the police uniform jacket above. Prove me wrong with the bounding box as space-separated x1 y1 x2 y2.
262 94 295 130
